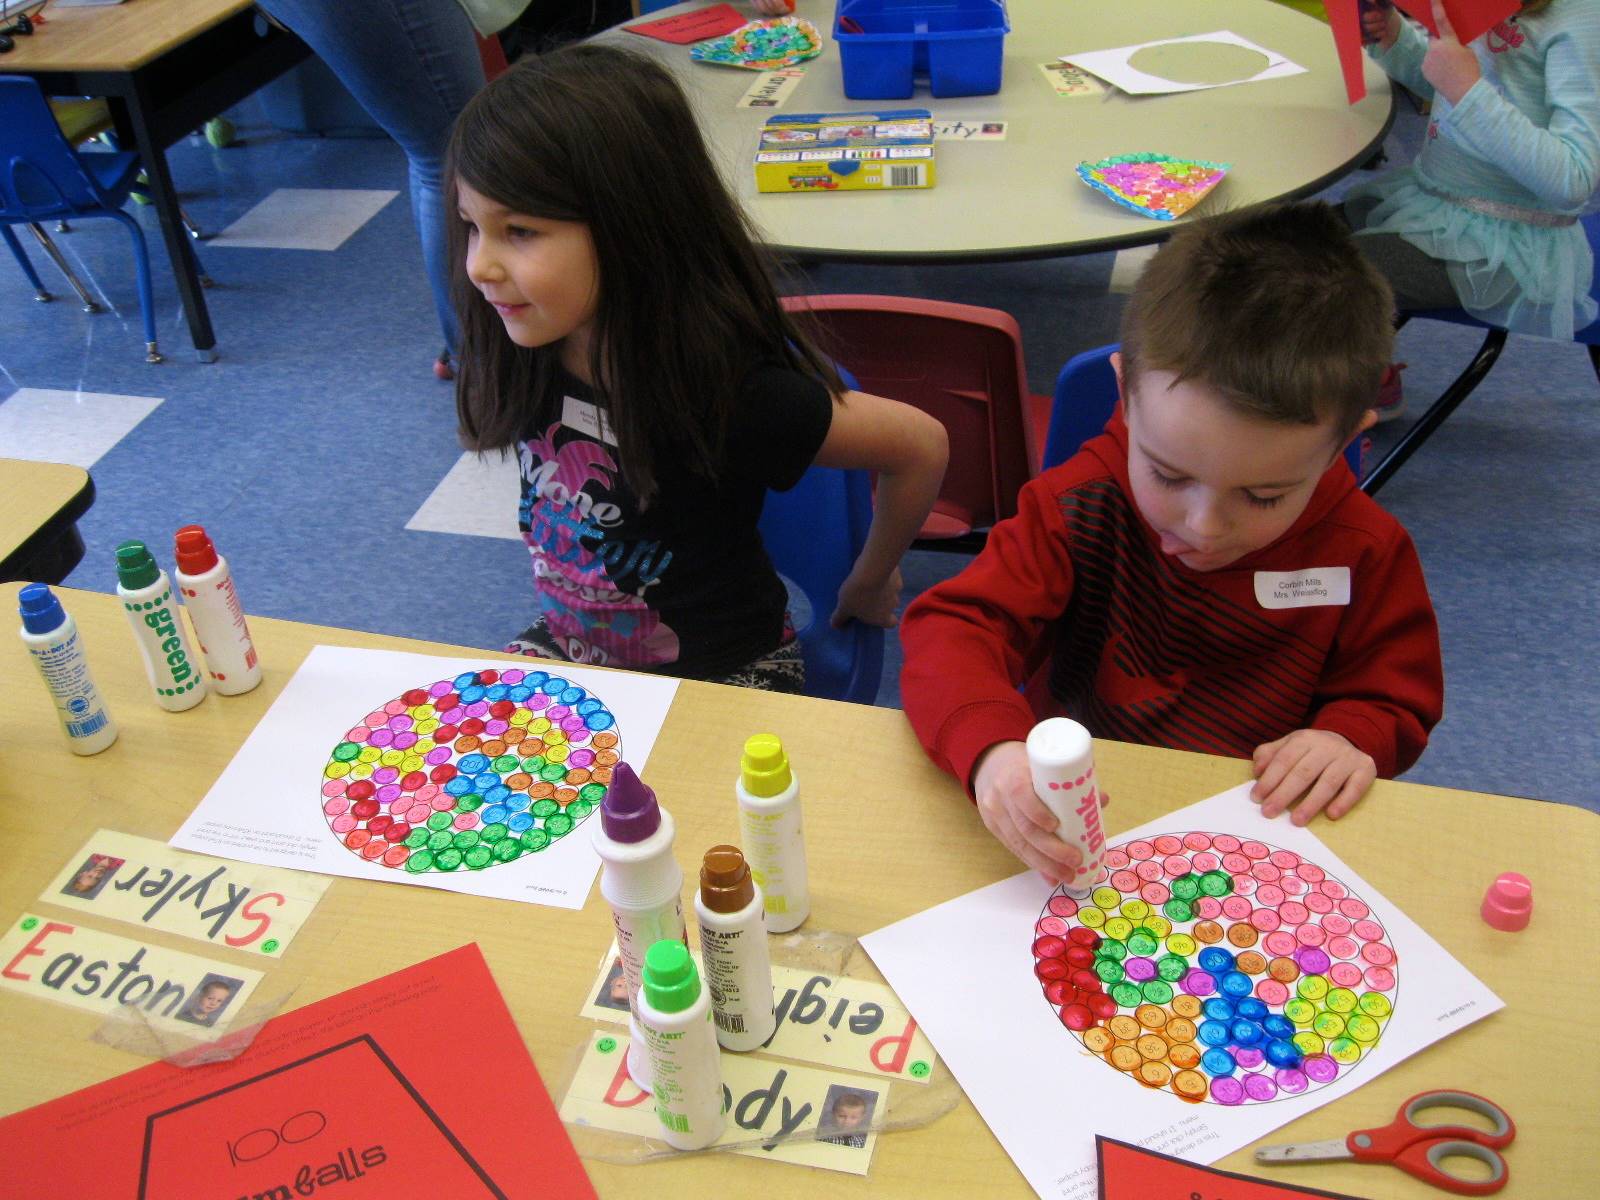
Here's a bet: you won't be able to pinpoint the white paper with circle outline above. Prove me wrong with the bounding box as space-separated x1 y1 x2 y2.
1062 30 1306 96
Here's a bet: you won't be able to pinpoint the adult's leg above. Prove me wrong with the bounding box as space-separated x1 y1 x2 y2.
256 0 484 354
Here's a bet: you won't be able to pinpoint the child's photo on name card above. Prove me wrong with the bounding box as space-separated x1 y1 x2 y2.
175 973 244 1028
61 853 124 900
594 957 629 1012
815 1084 878 1149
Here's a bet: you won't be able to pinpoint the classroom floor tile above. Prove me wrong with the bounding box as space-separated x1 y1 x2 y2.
0 388 163 468
406 450 522 541
209 188 400 251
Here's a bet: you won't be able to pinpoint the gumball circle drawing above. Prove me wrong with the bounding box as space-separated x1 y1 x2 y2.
320 668 620 874
1033 832 1398 1105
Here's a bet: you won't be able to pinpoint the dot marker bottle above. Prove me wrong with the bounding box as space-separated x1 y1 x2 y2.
736 733 809 932
1026 717 1107 896
18 584 118 755
115 540 206 711
173 524 261 695
1481 871 1532 932
637 938 726 1151
592 762 687 1092
694 844 777 1052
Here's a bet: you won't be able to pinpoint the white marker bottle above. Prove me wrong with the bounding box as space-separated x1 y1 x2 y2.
18 583 118 755
115 540 206 711
638 938 726 1151
735 733 809 932
593 761 686 1093
174 524 261 696
694 844 777 1052
1026 717 1108 896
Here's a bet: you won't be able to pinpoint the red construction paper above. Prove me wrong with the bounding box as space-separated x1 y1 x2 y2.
1327 0 1368 105
1391 0 1520 45
3 944 595 1200
624 4 747 44
1098 1137 1370 1200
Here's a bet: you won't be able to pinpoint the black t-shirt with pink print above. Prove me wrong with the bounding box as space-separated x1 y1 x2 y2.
516 364 834 679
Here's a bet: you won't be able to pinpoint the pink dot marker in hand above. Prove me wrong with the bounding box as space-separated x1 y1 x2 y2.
1481 871 1532 932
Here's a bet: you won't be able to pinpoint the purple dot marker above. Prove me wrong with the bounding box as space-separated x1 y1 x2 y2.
600 762 660 843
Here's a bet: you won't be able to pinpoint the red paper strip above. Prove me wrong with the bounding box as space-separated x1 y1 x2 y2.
1098 1136 1371 1200
3 944 595 1200
1392 0 1520 45
1327 0 1368 105
624 3 747 44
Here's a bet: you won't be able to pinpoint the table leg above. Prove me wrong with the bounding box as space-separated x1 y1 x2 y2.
114 84 218 363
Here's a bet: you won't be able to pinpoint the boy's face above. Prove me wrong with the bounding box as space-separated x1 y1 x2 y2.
833 1100 867 1130
1120 360 1369 573
197 985 231 1014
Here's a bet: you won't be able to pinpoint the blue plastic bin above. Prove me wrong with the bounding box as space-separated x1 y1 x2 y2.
835 0 1009 99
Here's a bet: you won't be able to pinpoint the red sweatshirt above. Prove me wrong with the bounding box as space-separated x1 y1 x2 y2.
901 413 1443 791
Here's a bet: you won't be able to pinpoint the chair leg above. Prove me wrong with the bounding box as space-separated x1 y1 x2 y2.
26 223 101 312
108 210 163 363
1588 342 1599 388
1361 327 1508 497
3 225 53 301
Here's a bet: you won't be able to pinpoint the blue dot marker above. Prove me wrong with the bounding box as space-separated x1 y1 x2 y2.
1201 1048 1237 1076
1199 947 1235 974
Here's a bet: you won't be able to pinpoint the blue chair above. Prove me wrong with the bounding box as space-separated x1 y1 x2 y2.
1 75 187 363
1043 343 1364 477
758 463 885 705
1360 212 1600 496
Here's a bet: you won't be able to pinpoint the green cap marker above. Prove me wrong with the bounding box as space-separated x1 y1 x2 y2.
115 540 160 589
642 939 700 1013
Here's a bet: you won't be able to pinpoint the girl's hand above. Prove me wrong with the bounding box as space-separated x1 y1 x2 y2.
831 566 903 629
1250 729 1378 825
1359 0 1400 48
1421 0 1481 103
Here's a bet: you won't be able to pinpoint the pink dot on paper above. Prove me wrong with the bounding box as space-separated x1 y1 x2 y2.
323 797 350 816
384 700 407 716
1241 841 1269 861
1276 1068 1309 1093
1153 835 1183 855
1112 870 1139 892
1269 850 1300 870
345 726 371 743
1184 832 1213 851
1127 840 1155 860
1223 852 1251 874
1296 924 1327 947
1049 895 1080 918
1251 861 1282 883
1354 919 1385 942
1281 875 1307 895
1235 1047 1265 1070
1163 855 1189 877
1255 979 1290 1005
429 680 452 697
1318 879 1348 900
452 812 479 831
1329 962 1363 987
1222 896 1252 920
1141 883 1170 904
332 814 358 834
1191 851 1220 873
1037 916 1070 936
1303 1057 1339 1083
383 846 410 868
1196 897 1223 920
1297 862 1326 884
364 709 388 728
414 783 440 804
322 780 348 799
1212 834 1241 853
1322 913 1352 937
431 793 455 812
1304 891 1334 914
547 705 571 721
1264 931 1297 956
1256 884 1286 908
501 669 525 685
1328 936 1359 960
362 840 388 860
1103 849 1130 869
1232 875 1258 897
1244 1074 1278 1102
1365 966 1397 991
1250 908 1281 933
1279 901 1309 926
405 803 431 824
1361 942 1395 966
1339 897 1370 920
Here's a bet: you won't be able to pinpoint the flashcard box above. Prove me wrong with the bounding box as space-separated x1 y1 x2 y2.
754 109 936 193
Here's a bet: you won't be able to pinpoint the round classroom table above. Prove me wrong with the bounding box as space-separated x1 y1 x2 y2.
602 0 1395 261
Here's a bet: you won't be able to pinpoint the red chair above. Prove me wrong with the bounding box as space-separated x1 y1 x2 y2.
781 294 1051 550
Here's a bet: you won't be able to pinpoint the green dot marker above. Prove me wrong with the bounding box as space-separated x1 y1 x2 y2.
427 830 453 851
332 742 361 762
406 850 436 873
262 939 280 954
1096 959 1125 984
567 800 593 821
1163 898 1193 923
452 829 481 849
480 823 508 844
435 848 463 871
1111 981 1143 1007
909 1061 931 1078
1140 980 1175 1005
1199 870 1232 897
464 846 493 870
1156 954 1189 982
540 762 567 782
597 1036 618 1054
492 840 523 863
531 798 559 818
1127 932 1158 957
545 813 574 838
1171 874 1200 901
521 830 551 853
405 829 430 848
1097 939 1127 963
521 755 546 773
492 754 520 773
426 812 453 832
579 782 607 802
20 917 38 932
455 793 484 812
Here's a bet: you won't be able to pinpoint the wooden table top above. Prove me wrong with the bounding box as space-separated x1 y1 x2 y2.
1 582 1595 1197
0 458 91 570
602 0 1394 260
7 0 250 73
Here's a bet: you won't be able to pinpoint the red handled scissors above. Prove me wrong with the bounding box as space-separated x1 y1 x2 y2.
1255 1090 1515 1195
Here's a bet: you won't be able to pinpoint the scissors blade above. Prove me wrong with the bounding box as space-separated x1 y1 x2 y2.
1255 1139 1354 1163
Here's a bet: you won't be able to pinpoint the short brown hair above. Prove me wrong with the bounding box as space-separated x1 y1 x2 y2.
1120 202 1394 438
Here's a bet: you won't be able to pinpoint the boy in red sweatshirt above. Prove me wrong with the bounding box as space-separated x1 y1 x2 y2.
900 203 1443 882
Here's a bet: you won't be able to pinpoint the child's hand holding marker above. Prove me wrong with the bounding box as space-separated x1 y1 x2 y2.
1420 0 1481 103
972 741 1111 885
1359 0 1400 48
1250 728 1377 825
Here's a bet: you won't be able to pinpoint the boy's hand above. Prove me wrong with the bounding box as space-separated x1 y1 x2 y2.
1421 0 1481 103
1251 730 1377 824
831 566 903 629
973 742 1111 884
1359 0 1400 48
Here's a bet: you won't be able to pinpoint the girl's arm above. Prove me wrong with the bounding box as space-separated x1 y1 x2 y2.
1370 12 1434 98
810 391 949 628
1441 23 1600 209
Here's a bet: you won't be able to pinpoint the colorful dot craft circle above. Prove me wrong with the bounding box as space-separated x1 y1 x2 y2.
1033 832 1398 1106
320 669 620 874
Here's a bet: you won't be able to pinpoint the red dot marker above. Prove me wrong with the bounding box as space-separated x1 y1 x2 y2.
1481 871 1532 931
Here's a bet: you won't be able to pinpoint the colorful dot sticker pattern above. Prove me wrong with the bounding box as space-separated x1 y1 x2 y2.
1033 832 1398 1106
320 669 619 875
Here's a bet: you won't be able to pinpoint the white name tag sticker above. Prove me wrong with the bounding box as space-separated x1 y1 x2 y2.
561 394 618 446
1254 567 1351 609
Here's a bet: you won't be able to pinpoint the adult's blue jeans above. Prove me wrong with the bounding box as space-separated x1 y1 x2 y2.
257 0 484 356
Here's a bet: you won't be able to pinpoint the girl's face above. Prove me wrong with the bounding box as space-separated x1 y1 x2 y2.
458 181 600 380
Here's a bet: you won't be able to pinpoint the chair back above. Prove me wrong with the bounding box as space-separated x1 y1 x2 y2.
1044 342 1364 476
758 464 885 705
0 76 103 219
782 294 1038 541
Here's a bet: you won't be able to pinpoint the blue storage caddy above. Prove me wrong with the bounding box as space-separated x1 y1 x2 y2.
835 0 1009 99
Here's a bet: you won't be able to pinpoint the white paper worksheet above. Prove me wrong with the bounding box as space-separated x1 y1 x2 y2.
1063 30 1307 95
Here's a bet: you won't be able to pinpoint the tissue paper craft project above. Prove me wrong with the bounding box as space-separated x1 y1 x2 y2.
691 16 824 70
1077 154 1229 220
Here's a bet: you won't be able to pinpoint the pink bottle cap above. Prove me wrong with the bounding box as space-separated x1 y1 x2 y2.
1480 871 1532 932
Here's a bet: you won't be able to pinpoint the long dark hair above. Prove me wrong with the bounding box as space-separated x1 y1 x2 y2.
447 44 840 502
